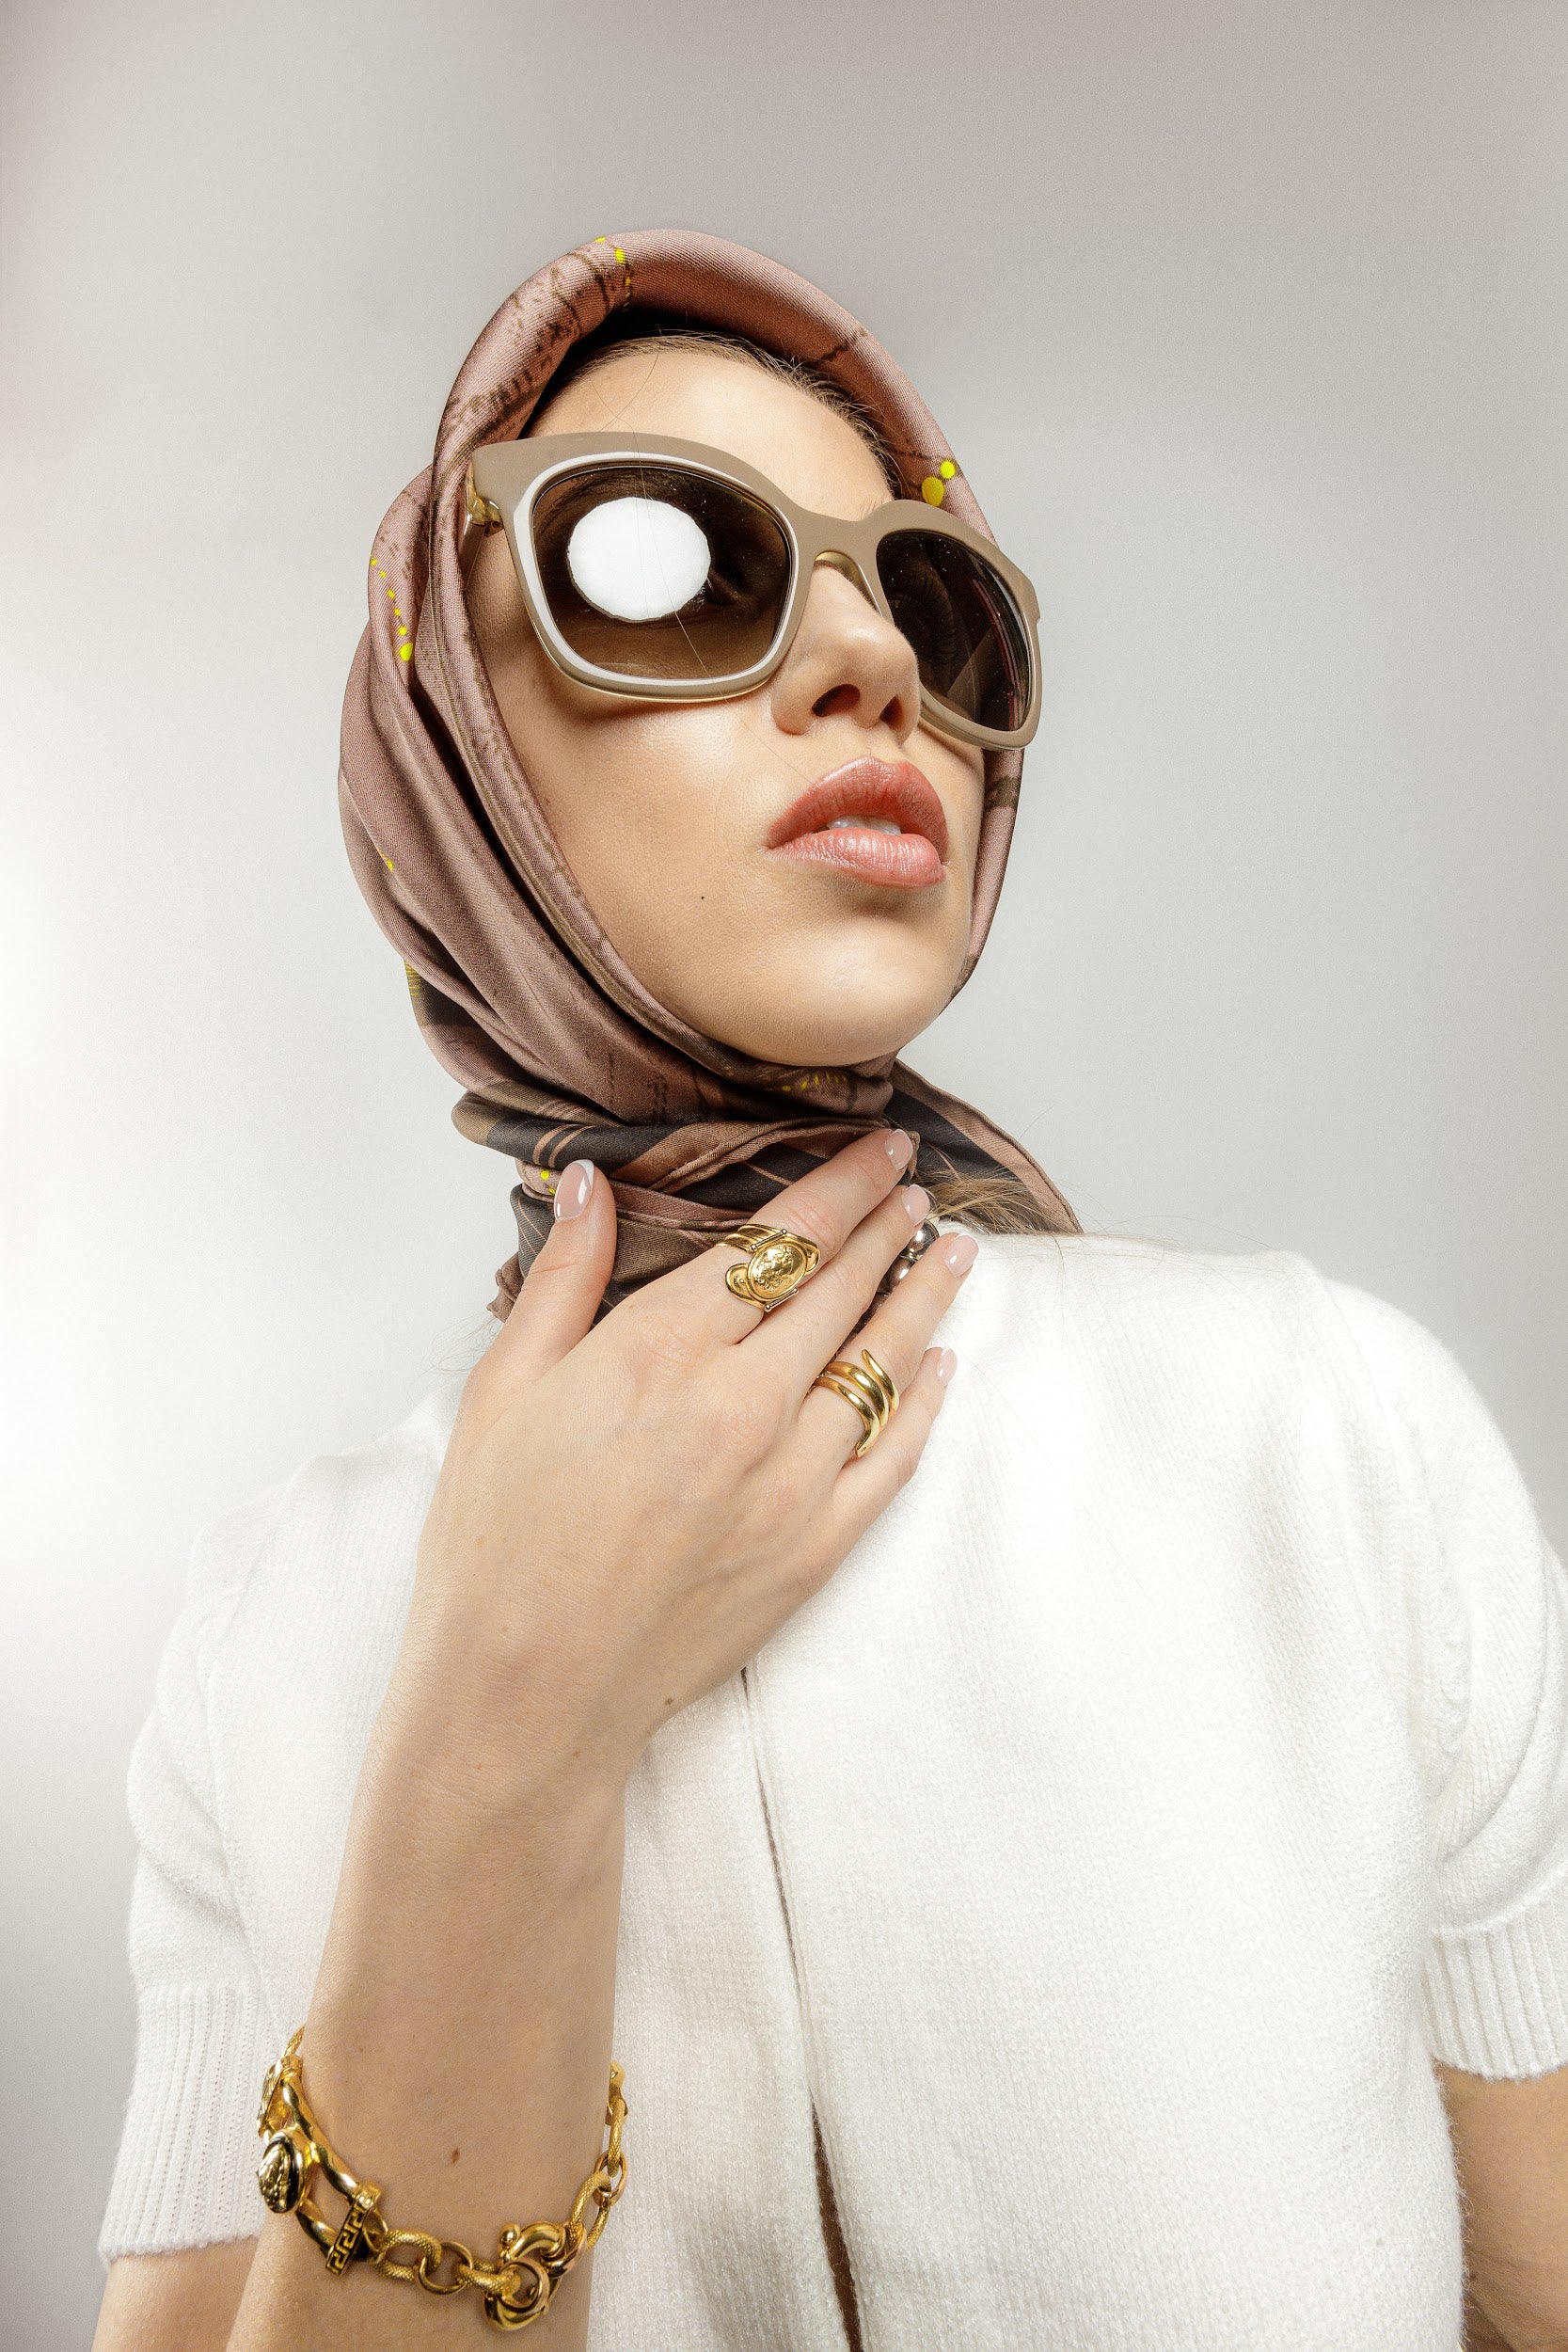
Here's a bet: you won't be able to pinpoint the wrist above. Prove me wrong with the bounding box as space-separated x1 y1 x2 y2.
372 1686 626 1872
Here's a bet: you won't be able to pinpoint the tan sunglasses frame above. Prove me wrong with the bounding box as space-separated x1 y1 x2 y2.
465 432 1042 751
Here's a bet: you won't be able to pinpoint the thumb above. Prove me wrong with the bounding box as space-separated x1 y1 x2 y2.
492 1159 618 1383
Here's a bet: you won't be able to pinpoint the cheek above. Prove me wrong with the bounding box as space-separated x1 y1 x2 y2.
529 701 769 943
467 540 723 905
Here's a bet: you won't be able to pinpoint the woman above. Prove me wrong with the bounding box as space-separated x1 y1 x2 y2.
93 231 1568 2352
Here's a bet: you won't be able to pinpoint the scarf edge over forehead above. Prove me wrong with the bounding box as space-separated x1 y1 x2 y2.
338 229 1077 1322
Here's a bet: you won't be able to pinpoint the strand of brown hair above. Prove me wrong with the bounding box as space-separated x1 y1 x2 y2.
926 1174 1065 1237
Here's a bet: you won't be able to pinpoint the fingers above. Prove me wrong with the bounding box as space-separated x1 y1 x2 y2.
796 1227 977 1468
752 1175 950 1391
648 1126 919 1344
485 1159 618 1386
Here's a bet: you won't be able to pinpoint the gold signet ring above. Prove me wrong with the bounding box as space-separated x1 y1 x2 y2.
718 1222 821 1311
813 1347 900 1457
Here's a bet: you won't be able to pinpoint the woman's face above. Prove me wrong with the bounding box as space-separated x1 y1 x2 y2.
466 344 987 1068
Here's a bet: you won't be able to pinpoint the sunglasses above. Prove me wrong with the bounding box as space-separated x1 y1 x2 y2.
464 433 1042 751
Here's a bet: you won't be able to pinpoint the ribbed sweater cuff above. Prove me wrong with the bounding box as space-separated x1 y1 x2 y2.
1418 1865 1568 2076
100 1985 274 2261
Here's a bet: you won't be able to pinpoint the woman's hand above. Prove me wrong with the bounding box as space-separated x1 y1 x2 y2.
202 1131 974 2351
389 1127 974 1805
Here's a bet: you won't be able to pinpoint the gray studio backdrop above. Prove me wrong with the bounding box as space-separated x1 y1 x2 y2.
4 1 1564 2338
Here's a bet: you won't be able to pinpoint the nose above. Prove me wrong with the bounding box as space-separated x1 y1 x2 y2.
768 558 921 745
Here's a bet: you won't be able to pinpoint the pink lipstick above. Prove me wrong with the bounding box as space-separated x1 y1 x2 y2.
765 757 948 891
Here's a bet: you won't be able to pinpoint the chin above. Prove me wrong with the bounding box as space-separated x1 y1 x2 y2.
708 964 953 1070
661 898 970 1069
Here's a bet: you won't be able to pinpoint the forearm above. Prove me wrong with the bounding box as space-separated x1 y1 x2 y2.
1461 2294 1513 2350
1462 2286 1568 2352
229 1674 627 2352
1462 2295 1568 2352
1440 2060 1568 2352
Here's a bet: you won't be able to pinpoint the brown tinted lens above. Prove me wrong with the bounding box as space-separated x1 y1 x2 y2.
875 529 1033 734
530 464 792 681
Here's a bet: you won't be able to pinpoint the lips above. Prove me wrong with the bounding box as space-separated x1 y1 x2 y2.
765 758 949 890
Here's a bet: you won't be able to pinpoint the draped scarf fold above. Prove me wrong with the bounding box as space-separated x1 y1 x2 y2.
339 229 1076 1320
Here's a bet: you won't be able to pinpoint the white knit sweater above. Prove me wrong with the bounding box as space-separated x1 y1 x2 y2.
101 1236 1568 2351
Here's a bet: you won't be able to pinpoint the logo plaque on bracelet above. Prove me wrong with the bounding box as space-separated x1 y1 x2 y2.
717 1222 820 1311
326 2185 381 2272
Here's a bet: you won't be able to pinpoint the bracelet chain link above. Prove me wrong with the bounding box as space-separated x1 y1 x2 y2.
256 2028 627 2330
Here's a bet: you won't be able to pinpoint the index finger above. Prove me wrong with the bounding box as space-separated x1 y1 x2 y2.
650 1126 917 1344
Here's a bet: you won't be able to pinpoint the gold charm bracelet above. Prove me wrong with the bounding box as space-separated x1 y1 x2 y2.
256 2028 627 2330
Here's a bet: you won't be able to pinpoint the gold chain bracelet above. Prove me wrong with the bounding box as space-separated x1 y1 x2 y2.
255 2028 627 2330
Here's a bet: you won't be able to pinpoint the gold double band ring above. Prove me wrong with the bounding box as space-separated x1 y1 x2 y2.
812 1348 900 1458
717 1222 821 1311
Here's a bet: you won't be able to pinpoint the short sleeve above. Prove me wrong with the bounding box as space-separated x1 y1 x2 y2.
1328 1279 1568 2077
99 1496 285 2263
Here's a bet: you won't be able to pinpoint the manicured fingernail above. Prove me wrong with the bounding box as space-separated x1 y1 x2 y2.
936 1347 958 1385
941 1232 978 1275
900 1184 930 1224
884 1128 913 1168
553 1159 595 1221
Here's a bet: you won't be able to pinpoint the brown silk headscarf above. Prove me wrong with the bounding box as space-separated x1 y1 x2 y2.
340 230 1076 1322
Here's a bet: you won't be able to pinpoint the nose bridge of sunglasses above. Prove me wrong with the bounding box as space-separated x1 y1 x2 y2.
809 547 879 609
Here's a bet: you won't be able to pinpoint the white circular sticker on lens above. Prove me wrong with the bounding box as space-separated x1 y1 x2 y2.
566 496 710 622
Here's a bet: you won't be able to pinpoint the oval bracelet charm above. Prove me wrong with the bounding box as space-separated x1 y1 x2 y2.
257 2130 308 2215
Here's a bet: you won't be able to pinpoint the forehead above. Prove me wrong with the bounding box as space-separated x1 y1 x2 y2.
526 343 894 521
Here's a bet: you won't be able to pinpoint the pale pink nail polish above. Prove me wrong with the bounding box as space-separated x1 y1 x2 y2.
554 1158 595 1221
942 1232 978 1275
900 1184 931 1224
936 1348 958 1385
884 1128 913 1168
